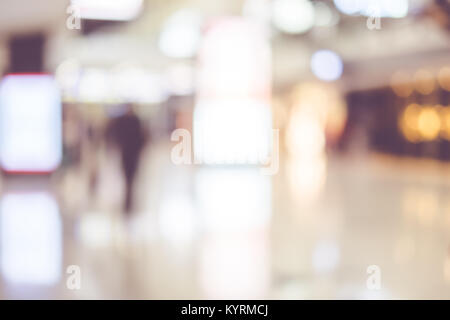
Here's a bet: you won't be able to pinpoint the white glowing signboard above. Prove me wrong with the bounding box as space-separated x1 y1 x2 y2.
0 74 62 173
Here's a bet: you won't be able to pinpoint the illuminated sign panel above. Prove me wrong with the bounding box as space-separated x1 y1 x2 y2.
0 74 62 173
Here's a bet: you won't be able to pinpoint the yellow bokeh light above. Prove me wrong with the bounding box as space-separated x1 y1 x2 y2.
286 155 327 206
286 82 347 153
399 103 421 143
390 71 413 97
440 107 450 140
286 108 325 157
413 69 435 95
438 67 450 91
418 106 441 141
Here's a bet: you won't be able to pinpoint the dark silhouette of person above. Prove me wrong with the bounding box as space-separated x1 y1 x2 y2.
107 104 146 214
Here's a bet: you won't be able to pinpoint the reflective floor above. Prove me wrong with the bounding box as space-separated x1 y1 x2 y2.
0 143 450 299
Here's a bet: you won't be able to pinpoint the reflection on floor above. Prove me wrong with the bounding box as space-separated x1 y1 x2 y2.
1 143 450 299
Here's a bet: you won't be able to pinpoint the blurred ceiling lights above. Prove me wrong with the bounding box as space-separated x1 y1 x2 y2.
313 1 340 27
272 0 315 34
333 0 359 15
56 60 168 104
78 68 109 102
111 63 167 104
71 0 143 21
310 50 343 81
158 9 202 58
333 0 409 18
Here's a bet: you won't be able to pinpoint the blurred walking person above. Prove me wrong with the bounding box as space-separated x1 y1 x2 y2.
107 104 146 214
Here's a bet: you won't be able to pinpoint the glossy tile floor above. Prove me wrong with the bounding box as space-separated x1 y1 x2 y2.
1 142 450 299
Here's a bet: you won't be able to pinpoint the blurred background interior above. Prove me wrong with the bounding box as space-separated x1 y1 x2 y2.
0 0 450 299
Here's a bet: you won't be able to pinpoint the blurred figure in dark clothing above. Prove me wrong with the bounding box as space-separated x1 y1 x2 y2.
107 104 146 214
